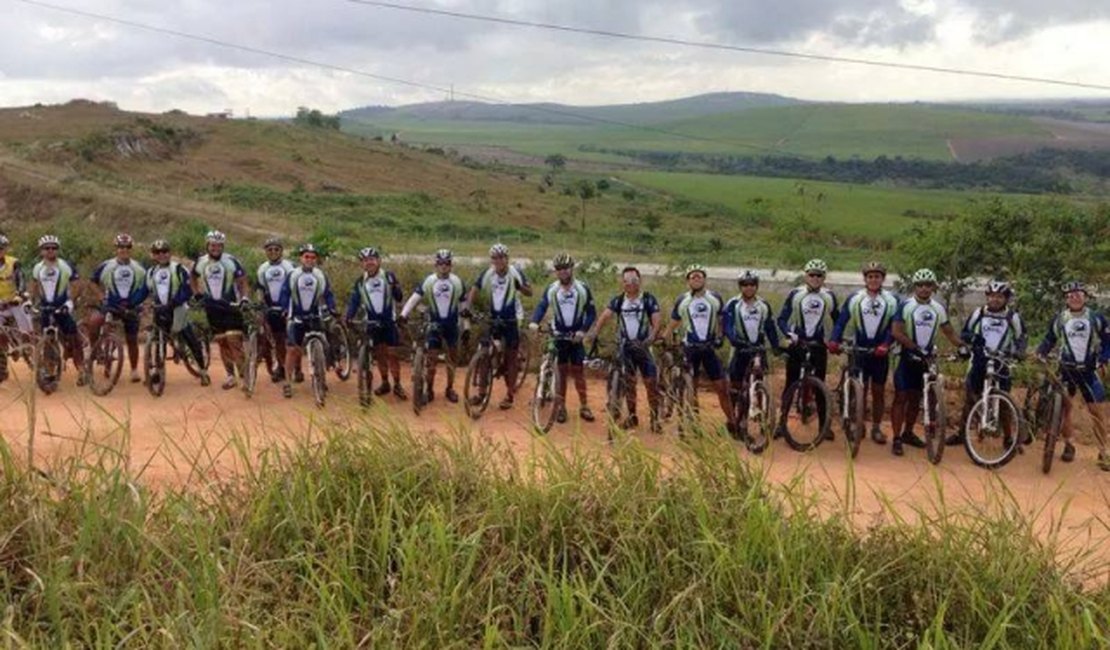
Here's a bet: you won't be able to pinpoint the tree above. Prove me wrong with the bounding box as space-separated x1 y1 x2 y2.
544 153 567 172
294 106 340 130
575 180 597 232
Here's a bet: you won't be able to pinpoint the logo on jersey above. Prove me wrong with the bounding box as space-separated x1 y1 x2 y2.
266 267 284 280
302 277 316 288
694 303 709 314
435 283 453 298
982 319 1006 335
864 299 883 316
1068 321 1088 335
918 311 935 324
803 298 824 315
558 291 576 305
207 266 223 278
157 270 170 282
370 279 382 289
117 268 132 280
43 268 58 280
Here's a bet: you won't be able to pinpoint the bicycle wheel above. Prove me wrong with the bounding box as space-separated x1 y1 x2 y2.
242 331 259 398
308 337 327 408
745 381 773 453
513 342 531 392
1022 383 1050 442
464 347 493 419
531 355 562 433
780 376 831 452
357 343 373 408
35 336 64 395
843 377 866 459
181 330 211 379
412 345 427 415
1041 391 1064 475
331 322 353 382
605 367 627 424
144 330 167 398
671 370 698 435
88 335 124 396
964 392 1021 469
924 381 948 465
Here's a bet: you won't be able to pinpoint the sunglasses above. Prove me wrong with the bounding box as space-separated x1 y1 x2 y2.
153 249 170 254
41 246 59 251
807 272 825 278
555 265 573 271
739 282 757 287
265 246 282 252
117 245 133 250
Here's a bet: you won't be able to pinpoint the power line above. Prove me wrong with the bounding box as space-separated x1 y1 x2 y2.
347 0 1110 93
12 0 789 155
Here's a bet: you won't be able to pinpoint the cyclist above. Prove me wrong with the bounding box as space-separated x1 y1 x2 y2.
828 261 899 445
400 249 468 404
279 244 337 398
890 268 967 457
1035 281 1110 470
255 237 294 383
191 230 251 390
584 266 662 431
465 243 533 410
29 235 86 385
662 264 735 432
86 233 148 384
0 234 31 383
951 280 1025 446
145 239 210 386
723 270 780 440
344 246 407 400
776 259 840 440
528 252 597 423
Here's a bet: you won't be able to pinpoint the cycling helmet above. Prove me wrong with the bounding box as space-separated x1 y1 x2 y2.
552 252 575 269
263 237 283 250
985 280 1012 297
861 261 886 276
0 235 9 247
489 243 509 258
737 270 760 285
685 263 708 279
804 259 828 274
150 239 171 252
114 233 134 248
358 246 381 260
298 243 318 255
205 230 226 244
911 268 938 285
38 235 60 249
434 248 453 264
1062 281 1087 295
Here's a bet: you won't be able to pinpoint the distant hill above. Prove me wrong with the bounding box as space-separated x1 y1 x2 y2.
339 92 803 127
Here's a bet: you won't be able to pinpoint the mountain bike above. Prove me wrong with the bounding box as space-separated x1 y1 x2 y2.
240 302 264 398
29 305 65 394
409 313 449 416
289 313 329 408
832 344 874 459
905 350 949 465
729 345 774 453
464 316 519 419
963 349 1022 469
324 313 353 382
531 327 574 433
1025 358 1084 475
663 340 707 434
778 341 833 452
351 319 387 408
87 308 132 396
143 308 211 397
655 338 681 421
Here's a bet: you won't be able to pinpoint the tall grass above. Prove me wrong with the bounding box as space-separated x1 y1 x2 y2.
0 422 1106 647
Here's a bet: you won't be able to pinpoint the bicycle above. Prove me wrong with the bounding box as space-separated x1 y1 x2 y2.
729 344 774 454
660 339 704 434
464 316 519 419
239 302 264 398
290 312 330 408
29 305 66 394
778 341 833 452
87 308 133 396
408 313 447 416
143 308 211 397
903 350 950 465
530 326 575 433
963 349 1022 469
1025 358 1085 474
323 313 353 382
351 319 387 408
832 344 875 459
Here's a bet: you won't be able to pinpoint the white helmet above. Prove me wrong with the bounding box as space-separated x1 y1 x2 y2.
38 235 60 249
205 230 226 244
489 243 509 258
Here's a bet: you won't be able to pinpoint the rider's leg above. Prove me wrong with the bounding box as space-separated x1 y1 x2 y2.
124 314 141 378
778 348 802 419
503 339 520 398
85 310 105 350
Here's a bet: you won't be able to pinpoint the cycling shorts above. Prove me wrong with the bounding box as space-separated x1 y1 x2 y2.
427 322 459 350
554 339 586 366
893 353 927 392
205 302 245 337
1061 367 1106 404
685 345 723 382
728 349 767 384
620 343 657 379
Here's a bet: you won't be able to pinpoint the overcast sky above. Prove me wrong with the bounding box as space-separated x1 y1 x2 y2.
1 0 1108 115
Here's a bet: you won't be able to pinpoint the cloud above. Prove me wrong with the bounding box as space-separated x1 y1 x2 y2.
951 0 1110 42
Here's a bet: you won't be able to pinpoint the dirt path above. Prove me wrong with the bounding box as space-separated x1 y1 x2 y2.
2 362 1108 573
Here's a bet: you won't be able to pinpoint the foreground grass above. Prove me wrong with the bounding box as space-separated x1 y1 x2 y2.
0 424 1107 647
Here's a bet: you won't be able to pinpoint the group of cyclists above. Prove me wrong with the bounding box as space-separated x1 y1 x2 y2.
0 230 1107 470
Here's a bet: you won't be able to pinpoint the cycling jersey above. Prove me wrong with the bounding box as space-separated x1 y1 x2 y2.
0 255 24 302
723 296 779 348
473 266 529 320
31 259 79 308
91 258 148 310
280 267 336 319
961 307 1025 356
408 273 466 323
1037 307 1110 368
778 286 839 341
257 259 295 308
893 297 950 353
533 279 596 334
146 262 192 308
671 290 724 345
192 254 246 304
345 270 403 322
606 291 659 342
831 289 898 346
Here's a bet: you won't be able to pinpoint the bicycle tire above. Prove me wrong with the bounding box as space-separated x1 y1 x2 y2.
512 342 531 392
672 370 698 435
35 336 63 395
464 347 493 419
88 335 124 396
331 321 353 382
1042 391 1064 475
1022 382 1050 442
964 392 1021 469
924 380 947 465
144 330 167 398
181 331 211 379
745 381 773 454
357 343 373 408
242 331 259 398
412 345 427 415
308 336 327 408
531 354 561 433
780 376 831 452
844 377 866 459
605 366 627 424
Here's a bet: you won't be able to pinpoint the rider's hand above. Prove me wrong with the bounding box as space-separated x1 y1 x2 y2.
397 314 408 325
572 330 586 343
786 332 799 347
237 297 251 309
712 337 723 349
528 322 540 332
875 343 889 358
826 341 841 355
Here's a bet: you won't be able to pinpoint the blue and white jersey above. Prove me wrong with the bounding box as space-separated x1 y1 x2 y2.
831 289 898 346
91 258 148 308
778 285 839 341
473 266 529 320
32 259 79 308
894 297 950 353
415 273 467 323
257 259 296 308
192 254 246 304
1037 307 1110 368
346 270 403 322
280 267 336 319
606 291 660 343
532 279 596 334
146 262 193 308
723 296 779 348
962 307 1025 356
671 290 725 345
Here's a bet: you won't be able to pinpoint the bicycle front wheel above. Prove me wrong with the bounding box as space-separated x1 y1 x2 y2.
36 336 64 395
88 335 124 396
1041 391 1064 475
964 392 1020 469
842 377 866 459
144 330 166 398
924 380 947 465
308 337 327 408
780 376 831 452
512 342 531 392
412 346 427 415
331 322 353 382
531 356 562 434
746 381 773 454
464 347 493 419
357 343 373 408
242 332 259 398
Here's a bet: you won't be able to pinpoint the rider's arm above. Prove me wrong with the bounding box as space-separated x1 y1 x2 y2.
892 317 916 350
829 296 851 344
586 306 614 340
173 265 193 307
277 275 292 317
1012 312 1028 356
387 272 404 303
12 260 25 297
1097 313 1110 367
662 296 682 340
88 261 107 304
529 287 550 325
581 286 596 332
1035 317 1058 359
344 283 361 321
722 300 738 345
828 290 841 326
189 260 202 296
777 289 796 337
323 281 338 314
959 308 979 346
399 291 422 319
514 266 533 297
131 263 150 308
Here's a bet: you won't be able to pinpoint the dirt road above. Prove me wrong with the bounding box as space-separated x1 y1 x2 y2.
2 362 1108 570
